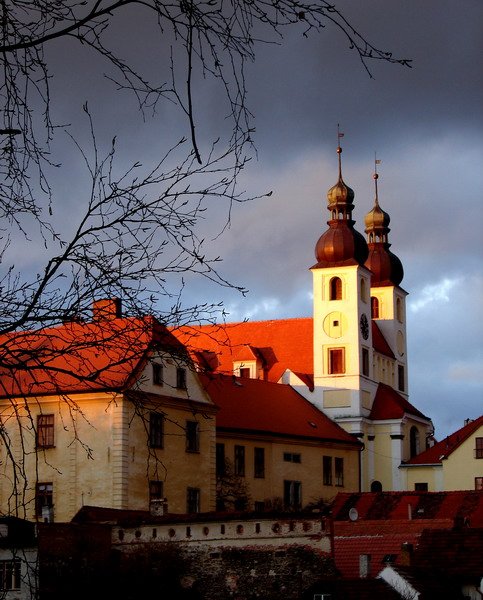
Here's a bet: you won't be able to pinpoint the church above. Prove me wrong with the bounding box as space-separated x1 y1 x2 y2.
177 142 434 493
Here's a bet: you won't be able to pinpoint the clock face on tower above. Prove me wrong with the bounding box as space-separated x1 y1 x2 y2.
360 313 369 340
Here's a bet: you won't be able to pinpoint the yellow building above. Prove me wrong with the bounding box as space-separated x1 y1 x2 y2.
400 415 483 491
175 145 434 492
0 299 217 522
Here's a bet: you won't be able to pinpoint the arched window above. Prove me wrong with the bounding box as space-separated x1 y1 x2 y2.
360 278 367 302
329 277 342 300
371 296 379 319
410 426 420 458
396 298 403 322
371 480 382 492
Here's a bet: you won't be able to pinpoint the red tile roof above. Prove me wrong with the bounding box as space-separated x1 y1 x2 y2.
331 491 483 527
174 317 397 381
0 316 182 397
403 415 483 465
370 383 428 421
201 374 361 445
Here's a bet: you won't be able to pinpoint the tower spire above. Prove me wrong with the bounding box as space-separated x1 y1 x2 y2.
337 124 344 180
373 152 381 206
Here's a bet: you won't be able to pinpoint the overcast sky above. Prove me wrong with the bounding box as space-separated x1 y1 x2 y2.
30 0 483 439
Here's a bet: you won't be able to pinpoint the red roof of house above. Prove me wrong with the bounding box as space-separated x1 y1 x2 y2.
174 316 396 382
403 415 483 465
331 491 483 526
201 374 361 445
0 315 183 397
370 383 428 421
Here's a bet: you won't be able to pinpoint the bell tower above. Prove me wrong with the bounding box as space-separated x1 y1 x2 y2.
311 139 376 421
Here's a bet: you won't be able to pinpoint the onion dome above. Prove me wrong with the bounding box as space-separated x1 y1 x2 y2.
313 144 368 268
364 172 404 286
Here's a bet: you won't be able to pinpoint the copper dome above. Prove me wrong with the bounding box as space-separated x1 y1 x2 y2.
365 245 404 286
315 220 369 267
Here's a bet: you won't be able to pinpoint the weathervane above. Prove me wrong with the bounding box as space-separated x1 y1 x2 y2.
373 151 381 205
337 123 344 178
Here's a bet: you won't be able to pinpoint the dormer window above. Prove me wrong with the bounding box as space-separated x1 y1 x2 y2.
329 277 342 300
239 368 250 378
152 363 163 386
176 367 187 390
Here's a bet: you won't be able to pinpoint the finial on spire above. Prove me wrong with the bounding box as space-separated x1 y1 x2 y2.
337 124 344 179
373 152 381 206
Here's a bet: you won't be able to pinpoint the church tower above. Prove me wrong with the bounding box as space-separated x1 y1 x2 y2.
311 142 377 425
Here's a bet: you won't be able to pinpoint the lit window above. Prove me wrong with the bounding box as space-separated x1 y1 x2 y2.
283 480 302 509
152 363 163 385
323 456 332 486
149 412 164 449
335 457 344 486
329 277 342 300
254 447 265 478
371 296 379 319
176 367 187 390
234 445 245 476
37 415 54 448
475 438 483 459
0 560 21 591
328 348 345 374
186 421 200 453
187 487 200 513
36 482 53 519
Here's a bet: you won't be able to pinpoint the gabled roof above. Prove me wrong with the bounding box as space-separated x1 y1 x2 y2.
201 374 361 446
0 315 183 397
174 316 397 382
331 491 483 527
403 415 483 465
370 383 429 421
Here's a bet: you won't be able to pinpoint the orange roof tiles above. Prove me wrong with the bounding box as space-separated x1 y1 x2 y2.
0 316 182 397
370 383 428 421
201 374 361 445
404 415 483 465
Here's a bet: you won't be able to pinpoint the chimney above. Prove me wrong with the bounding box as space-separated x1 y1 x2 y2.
92 298 122 321
400 542 413 566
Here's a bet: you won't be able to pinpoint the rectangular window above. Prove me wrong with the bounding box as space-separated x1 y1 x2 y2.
152 363 163 385
36 414 54 448
254 501 265 512
475 477 483 491
362 348 369 377
323 456 333 486
0 560 21 591
254 447 265 478
216 443 225 477
234 445 245 477
176 367 187 389
149 412 164 448
335 457 344 487
283 480 302 509
414 482 428 491
239 367 250 378
328 348 345 374
398 365 405 392
187 487 200 513
283 452 301 463
475 437 483 459
36 482 53 519
186 421 200 453
149 480 164 502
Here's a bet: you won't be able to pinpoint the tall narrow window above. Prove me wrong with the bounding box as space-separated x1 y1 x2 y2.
152 363 163 385
149 412 164 448
187 487 200 513
37 414 54 448
0 560 21 591
362 348 369 376
396 298 403 322
475 438 483 459
254 447 265 478
409 426 420 458
329 277 342 300
335 457 344 487
360 278 367 302
283 480 302 509
475 477 483 491
186 421 200 453
234 445 245 477
398 365 405 392
36 482 53 518
149 480 164 502
328 348 345 374
371 296 379 319
216 443 226 477
176 367 187 389
323 456 333 486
